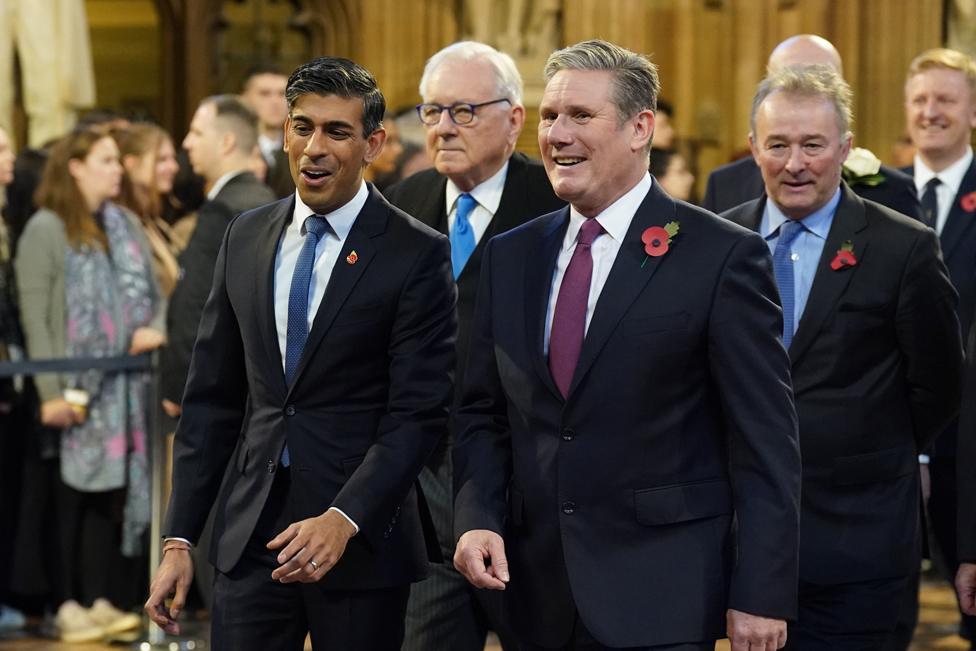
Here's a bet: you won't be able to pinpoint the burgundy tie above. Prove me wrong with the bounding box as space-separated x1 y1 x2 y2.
549 218 604 397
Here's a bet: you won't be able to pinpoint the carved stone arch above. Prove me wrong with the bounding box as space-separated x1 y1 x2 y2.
293 0 362 58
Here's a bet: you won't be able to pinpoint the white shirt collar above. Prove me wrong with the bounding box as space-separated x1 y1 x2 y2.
290 181 369 241
914 147 973 197
563 173 653 251
207 170 247 201
445 160 509 215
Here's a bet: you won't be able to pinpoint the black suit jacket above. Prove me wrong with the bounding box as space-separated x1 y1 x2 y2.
704 155 921 220
161 172 277 403
384 152 564 434
454 182 801 648
906 159 976 458
163 187 457 588
724 184 963 584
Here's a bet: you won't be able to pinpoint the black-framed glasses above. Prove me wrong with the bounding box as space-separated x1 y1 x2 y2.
416 98 512 126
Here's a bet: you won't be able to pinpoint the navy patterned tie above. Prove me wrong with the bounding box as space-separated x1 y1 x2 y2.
772 220 805 349
921 177 941 228
282 214 329 466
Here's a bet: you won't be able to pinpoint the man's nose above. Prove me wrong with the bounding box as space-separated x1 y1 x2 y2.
545 115 572 146
304 129 328 157
433 108 457 136
784 146 806 175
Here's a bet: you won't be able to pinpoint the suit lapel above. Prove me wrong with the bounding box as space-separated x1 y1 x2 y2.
788 186 868 365
938 160 976 261
568 183 675 398
525 209 569 400
412 174 449 234
285 187 386 396
255 197 294 395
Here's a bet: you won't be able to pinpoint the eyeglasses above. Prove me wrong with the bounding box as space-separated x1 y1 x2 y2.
415 98 512 126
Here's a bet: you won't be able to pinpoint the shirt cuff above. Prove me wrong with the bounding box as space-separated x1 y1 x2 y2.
918 454 930 464
163 536 194 546
328 507 359 533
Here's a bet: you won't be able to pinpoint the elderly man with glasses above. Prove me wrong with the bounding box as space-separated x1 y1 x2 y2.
384 40 563 651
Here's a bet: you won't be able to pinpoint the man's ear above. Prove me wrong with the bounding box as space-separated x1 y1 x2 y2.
507 104 525 146
363 128 388 165
748 133 759 162
283 116 292 152
631 109 654 152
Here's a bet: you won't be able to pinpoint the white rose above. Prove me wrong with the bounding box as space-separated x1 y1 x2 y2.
844 147 882 177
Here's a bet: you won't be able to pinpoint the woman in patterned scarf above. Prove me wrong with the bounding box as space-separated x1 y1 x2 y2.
14 126 164 643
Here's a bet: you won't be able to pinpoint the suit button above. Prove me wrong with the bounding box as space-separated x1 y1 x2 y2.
561 501 577 515
267 459 276 474
285 405 296 417
561 428 575 441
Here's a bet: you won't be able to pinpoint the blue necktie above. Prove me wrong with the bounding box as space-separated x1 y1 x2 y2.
773 220 805 349
282 214 329 466
450 193 478 279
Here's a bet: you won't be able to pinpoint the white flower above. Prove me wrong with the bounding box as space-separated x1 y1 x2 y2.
844 147 882 177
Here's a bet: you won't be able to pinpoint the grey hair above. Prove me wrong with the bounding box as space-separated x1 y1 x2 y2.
543 39 660 122
419 41 524 105
750 64 853 136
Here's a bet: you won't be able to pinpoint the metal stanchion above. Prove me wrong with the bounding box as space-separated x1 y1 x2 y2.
0 354 206 649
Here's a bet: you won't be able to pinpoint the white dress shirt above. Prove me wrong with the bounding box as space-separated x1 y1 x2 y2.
445 161 509 246
544 173 653 354
914 147 974 235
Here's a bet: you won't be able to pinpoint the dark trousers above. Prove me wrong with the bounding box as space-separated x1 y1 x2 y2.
929 456 976 644
519 614 714 651
784 575 910 651
211 469 410 651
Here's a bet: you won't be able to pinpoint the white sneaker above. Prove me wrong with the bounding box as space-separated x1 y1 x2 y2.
87 598 141 635
0 604 26 631
55 600 103 643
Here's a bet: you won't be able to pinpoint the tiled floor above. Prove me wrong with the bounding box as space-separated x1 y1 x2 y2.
0 579 969 650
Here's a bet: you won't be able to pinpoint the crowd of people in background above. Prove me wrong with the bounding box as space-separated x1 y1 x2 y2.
0 33 974 651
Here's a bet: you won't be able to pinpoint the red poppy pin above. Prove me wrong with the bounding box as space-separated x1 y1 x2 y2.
830 240 857 271
961 191 976 213
346 250 359 265
640 221 680 268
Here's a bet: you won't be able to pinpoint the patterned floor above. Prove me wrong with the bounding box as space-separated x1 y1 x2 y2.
0 579 969 650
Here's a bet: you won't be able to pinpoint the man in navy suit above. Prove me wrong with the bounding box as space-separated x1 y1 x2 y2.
703 35 919 221
144 57 457 650
903 48 976 647
384 41 562 651
453 39 801 651
724 64 961 649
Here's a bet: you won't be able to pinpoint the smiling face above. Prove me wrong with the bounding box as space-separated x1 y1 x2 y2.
422 58 523 192
905 67 976 171
750 91 851 220
538 69 653 217
284 92 386 214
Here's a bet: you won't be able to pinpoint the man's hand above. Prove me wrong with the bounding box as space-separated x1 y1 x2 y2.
267 509 356 583
453 529 509 590
957 563 976 615
161 399 182 418
727 608 787 651
144 549 194 635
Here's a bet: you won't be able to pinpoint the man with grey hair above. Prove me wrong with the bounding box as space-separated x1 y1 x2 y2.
703 35 919 221
385 40 562 651
724 64 962 649
453 39 801 650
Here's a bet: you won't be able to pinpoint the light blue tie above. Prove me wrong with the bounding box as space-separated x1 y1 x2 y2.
773 220 805 349
450 193 478 279
282 214 329 466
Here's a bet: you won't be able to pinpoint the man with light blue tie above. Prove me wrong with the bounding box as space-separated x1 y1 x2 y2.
145 56 457 650
384 40 562 651
724 64 963 649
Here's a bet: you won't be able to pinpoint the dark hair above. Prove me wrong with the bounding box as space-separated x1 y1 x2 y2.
655 98 673 118
648 148 676 179
285 57 386 137
202 94 260 154
241 63 287 89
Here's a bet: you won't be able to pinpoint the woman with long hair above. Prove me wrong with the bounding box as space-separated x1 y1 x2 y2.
15 126 165 642
114 123 184 296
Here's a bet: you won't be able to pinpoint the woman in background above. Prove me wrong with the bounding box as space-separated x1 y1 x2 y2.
15 126 164 643
649 148 696 203
114 123 183 297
